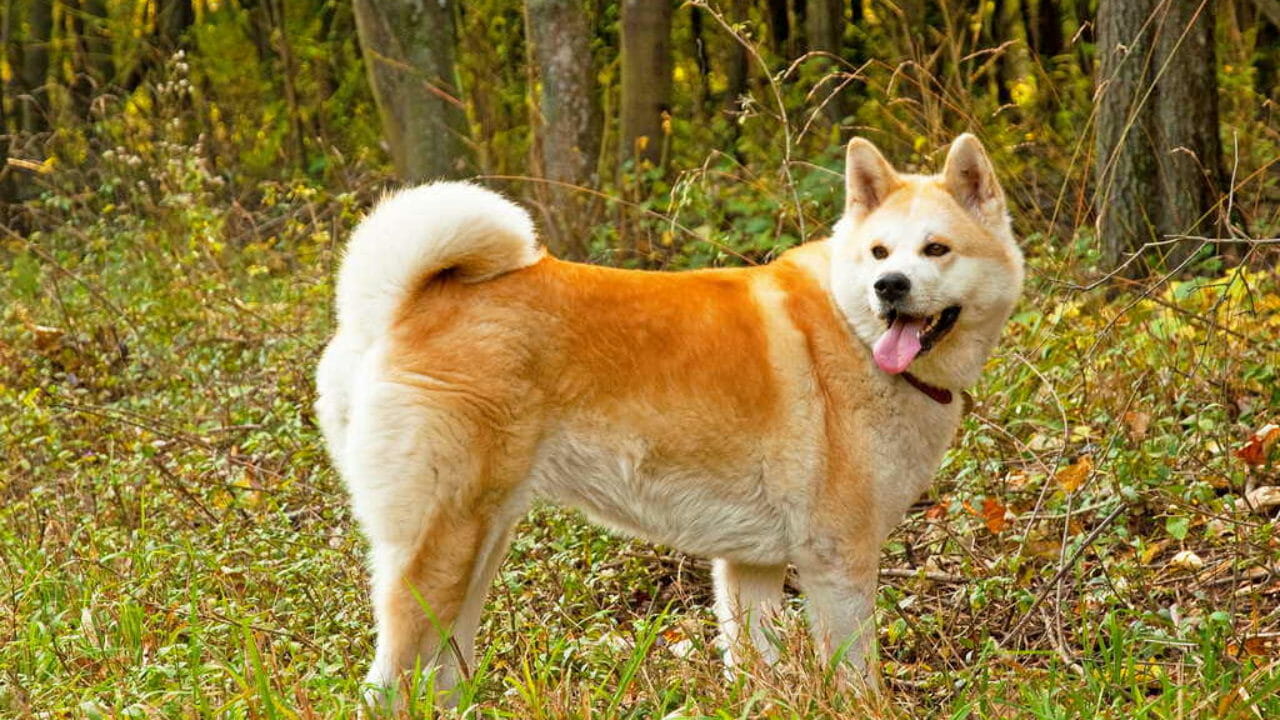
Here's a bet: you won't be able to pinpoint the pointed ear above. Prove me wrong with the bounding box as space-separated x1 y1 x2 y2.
845 138 899 220
942 133 1006 225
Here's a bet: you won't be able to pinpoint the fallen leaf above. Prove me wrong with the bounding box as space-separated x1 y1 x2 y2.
1055 455 1093 493
1245 485 1280 512
1169 550 1204 571
924 502 948 521
1122 411 1151 440
1005 471 1031 490
1226 636 1278 659
981 497 1008 534
1236 423 1280 467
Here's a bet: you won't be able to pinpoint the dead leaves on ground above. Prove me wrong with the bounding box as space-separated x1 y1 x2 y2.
1055 455 1094 493
1236 423 1279 467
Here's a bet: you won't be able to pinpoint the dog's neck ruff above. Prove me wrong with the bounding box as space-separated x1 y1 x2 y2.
901 372 953 405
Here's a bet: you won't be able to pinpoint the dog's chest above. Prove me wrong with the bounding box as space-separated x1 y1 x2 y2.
867 384 964 537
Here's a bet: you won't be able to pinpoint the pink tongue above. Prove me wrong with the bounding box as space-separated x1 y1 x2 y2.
873 317 924 374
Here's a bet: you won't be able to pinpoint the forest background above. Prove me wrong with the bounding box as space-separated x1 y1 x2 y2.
2 0 1280 717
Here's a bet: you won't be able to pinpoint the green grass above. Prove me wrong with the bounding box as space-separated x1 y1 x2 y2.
3 159 1279 719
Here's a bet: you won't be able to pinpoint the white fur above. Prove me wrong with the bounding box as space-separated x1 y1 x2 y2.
334 181 540 347
829 187 1023 390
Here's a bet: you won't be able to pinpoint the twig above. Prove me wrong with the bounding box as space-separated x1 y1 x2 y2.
1000 503 1128 645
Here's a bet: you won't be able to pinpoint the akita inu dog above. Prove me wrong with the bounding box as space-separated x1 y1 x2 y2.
315 134 1023 701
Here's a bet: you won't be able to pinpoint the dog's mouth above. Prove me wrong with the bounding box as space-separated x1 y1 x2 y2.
872 305 961 375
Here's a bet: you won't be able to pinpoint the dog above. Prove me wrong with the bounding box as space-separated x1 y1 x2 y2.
315 134 1024 703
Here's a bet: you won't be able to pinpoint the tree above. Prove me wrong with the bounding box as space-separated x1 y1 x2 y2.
20 0 54 133
1094 0 1223 275
525 0 602 258
1153 0 1222 268
156 0 194 51
619 0 672 170
805 0 848 123
70 0 115 117
353 0 473 181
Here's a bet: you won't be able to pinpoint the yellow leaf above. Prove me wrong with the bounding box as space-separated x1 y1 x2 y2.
1055 455 1093 493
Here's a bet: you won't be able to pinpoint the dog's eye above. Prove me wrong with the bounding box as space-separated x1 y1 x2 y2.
871 245 888 260
923 242 950 257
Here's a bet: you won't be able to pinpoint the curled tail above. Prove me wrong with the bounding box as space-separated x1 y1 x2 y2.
316 182 540 472
333 181 541 345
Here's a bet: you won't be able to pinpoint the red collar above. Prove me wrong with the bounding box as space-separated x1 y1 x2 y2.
902 372 953 405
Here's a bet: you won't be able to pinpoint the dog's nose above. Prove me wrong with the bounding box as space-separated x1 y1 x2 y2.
874 273 911 303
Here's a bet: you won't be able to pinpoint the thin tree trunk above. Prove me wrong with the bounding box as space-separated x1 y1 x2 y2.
20 0 53 133
156 0 194 51
767 0 790 55
1025 0 1064 57
805 0 846 123
619 0 671 169
1154 0 1223 267
525 0 602 258
71 0 114 117
267 0 306 166
689 4 711 117
1095 0 1158 276
352 0 473 181
995 0 1035 108
0 6 14 213
724 0 750 115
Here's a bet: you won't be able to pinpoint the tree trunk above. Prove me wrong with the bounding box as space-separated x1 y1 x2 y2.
805 0 847 123
353 0 473 181
525 0 603 258
1025 0 1064 58
71 0 114 117
1095 0 1159 276
1154 0 1223 267
767 0 791 55
20 0 53 133
156 0 194 51
267 0 307 166
689 4 711 117
0 13 14 213
1095 0 1224 276
995 0 1035 109
619 0 671 169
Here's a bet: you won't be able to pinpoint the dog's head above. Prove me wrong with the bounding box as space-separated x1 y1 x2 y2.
828 134 1024 389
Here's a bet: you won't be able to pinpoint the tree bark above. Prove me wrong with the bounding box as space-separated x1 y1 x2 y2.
1153 0 1223 267
1095 0 1224 275
619 0 671 169
71 0 115 116
805 0 847 123
1026 0 1064 58
525 0 602 258
353 0 473 181
1095 0 1159 276
156 0 194 51
20 0 53 133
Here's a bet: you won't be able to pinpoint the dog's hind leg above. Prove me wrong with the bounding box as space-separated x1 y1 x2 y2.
712 559 786 669
363 502 524 707
342 379 533 709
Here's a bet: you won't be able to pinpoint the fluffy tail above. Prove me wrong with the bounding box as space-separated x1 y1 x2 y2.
333 181 541 345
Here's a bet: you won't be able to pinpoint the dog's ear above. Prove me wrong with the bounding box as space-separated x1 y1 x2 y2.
845 138 899 221
942 134 1006 226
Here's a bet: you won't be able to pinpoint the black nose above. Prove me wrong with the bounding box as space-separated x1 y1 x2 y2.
874 273 911 303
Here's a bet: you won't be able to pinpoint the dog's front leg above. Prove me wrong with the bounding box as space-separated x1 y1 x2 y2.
796 554 882 693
